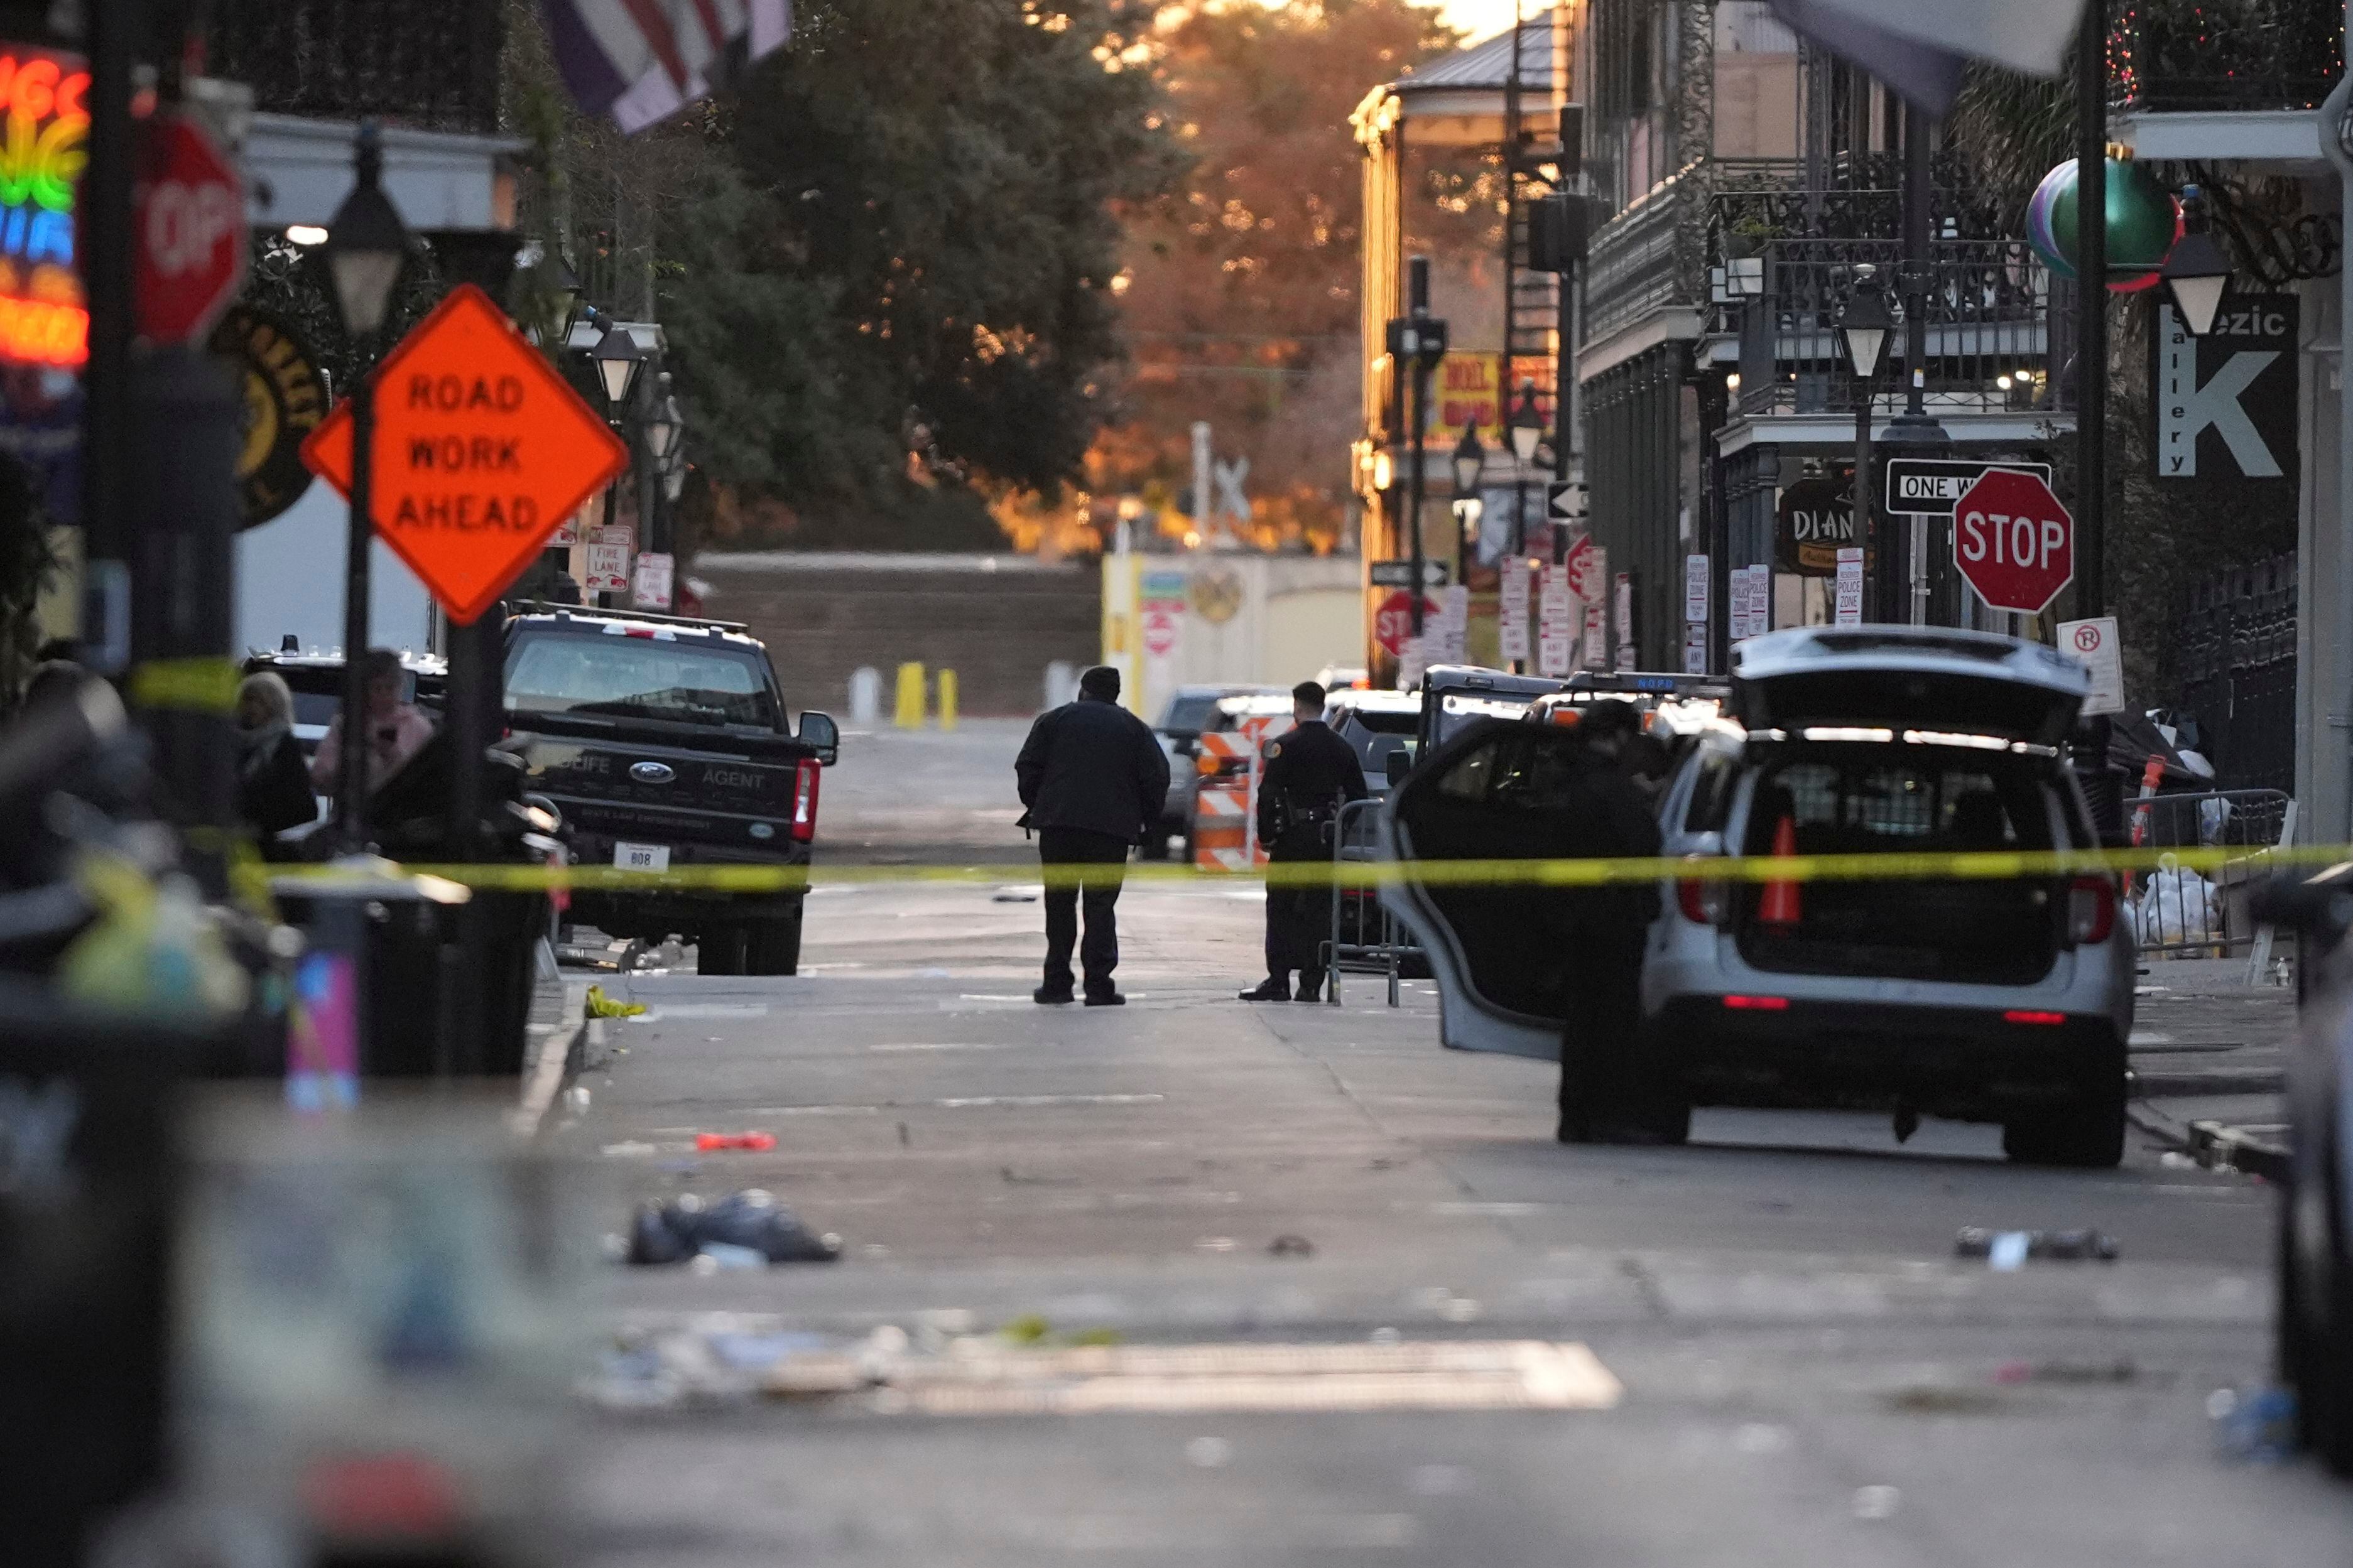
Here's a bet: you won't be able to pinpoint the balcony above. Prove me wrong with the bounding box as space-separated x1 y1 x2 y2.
2111 0 2343 116
208 0 507 136
1716 239 2077 437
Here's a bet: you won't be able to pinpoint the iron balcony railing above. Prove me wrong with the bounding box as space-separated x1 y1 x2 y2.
2111 0 2345 115
1584 170 1702 348
208 0 508 134
1718 239 2079 421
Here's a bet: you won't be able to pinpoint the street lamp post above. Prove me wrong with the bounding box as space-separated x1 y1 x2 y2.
591 324 648 604
320 121 413 846
1839 265 1894 622
1508 380 1542 558
1451 420 1486 590
2161 185 2234 338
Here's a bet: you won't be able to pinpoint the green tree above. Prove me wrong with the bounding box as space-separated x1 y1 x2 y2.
638 0 1178 547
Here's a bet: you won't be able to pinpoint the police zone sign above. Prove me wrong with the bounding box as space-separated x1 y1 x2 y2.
2155 295 2296 480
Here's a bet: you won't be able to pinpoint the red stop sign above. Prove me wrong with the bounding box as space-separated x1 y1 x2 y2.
135 115 247 345
1372 589 1439 656
1953 468 2074 615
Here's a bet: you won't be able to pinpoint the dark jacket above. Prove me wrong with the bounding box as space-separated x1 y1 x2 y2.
1255 720 1368 857
1016 695 1172 845
237 728 319 838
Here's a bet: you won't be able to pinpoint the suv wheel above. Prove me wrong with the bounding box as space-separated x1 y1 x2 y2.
2001 1057 2126 1168
743 912 803 977
696 924 746 976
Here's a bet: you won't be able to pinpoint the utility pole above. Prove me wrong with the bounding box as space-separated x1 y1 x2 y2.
2074 8 2107 622
2307 6 2353 842
80 0 136 676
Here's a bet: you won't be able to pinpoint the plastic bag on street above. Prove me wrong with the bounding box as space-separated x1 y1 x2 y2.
2131 857 2215 946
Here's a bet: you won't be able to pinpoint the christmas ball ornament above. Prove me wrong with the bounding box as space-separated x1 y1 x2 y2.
2027 156 2181 292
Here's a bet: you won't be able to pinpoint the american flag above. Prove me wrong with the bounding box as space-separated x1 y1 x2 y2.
540 1 795 131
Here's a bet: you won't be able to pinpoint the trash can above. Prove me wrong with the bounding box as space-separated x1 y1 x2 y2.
0 984 227 1567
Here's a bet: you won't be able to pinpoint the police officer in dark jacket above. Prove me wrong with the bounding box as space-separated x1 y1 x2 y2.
1550 700 1673 1144
1240 681 1367 1003
1015 665 1171 1006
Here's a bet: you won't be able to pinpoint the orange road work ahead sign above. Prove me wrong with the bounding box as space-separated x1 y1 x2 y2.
300 283 629 624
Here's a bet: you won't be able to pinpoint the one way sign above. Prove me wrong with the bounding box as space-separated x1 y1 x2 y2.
2155 295 2297 481
1546 479 1587 524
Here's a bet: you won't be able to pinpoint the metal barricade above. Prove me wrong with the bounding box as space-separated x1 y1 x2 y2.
2125 788 2294 959
1325 796 1418 1008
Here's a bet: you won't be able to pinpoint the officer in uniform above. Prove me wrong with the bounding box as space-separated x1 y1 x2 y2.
1240 681 1367 1003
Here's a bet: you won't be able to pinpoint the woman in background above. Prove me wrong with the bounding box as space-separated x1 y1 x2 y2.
235 671 317 837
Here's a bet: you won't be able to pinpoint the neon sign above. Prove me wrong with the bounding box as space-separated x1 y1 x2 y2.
0 50 88 368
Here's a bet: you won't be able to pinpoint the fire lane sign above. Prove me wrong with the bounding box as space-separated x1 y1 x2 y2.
301 284 629 624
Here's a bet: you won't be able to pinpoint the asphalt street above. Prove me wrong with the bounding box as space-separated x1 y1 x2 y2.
560 722 2352 1565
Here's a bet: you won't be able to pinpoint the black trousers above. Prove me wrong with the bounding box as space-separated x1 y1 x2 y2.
1558 934 1644 1122
1264 849 1327 981
1039 826 1129 995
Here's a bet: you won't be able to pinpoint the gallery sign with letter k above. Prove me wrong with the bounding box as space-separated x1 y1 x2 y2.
2155 298 2296 481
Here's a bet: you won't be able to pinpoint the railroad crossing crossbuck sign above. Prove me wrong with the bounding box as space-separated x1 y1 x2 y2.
301 284 630 623
1953 467 2073 615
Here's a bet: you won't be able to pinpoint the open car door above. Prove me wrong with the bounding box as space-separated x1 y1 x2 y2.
1378 717 1646 1061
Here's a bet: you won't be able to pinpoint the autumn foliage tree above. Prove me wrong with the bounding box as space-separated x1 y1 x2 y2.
1094 0 1464 552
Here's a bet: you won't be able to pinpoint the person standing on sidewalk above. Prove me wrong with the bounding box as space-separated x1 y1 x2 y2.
1240 681 1366 1003
1016 665 1171 1007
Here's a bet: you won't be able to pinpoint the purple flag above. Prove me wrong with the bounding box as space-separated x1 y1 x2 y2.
541 0 795 132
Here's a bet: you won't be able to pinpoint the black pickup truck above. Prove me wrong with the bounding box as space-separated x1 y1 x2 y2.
501 607 838 975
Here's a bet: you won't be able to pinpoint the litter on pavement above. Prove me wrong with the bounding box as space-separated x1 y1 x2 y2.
695 1131 778 1151
623 1190 842 1267
2210 1385 2301 1462
584 985 648 1019
1954 1227 2121 1265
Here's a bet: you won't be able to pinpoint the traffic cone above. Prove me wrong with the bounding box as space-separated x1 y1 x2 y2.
1758 814 1802 927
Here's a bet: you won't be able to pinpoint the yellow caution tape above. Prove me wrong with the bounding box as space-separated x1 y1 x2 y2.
254 841 2344 895
128 656 242 715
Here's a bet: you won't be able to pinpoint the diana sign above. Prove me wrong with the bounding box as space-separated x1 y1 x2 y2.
1774 473 1859 576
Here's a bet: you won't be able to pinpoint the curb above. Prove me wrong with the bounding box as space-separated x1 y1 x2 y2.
2128 1066 2286 1098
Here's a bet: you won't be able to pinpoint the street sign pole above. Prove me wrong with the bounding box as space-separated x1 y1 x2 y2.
337 342 378 848
1404 256 1435 637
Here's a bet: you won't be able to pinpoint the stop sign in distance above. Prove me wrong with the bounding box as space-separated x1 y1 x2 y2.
1372 589 1440 656
1953 468 2074 615
135 115 247 345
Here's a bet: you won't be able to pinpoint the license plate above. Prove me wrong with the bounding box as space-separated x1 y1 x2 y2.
614 842 671 872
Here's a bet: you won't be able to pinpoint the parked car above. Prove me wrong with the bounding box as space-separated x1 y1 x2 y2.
500 607 837 976
2253 870 2353 1475
1323 688 1420 796
1383 625 2133 1166
1143 683 1284 859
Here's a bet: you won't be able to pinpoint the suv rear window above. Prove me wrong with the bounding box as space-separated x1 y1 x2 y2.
1160 695 1222 733
1744 752 2053 855
506 634 778 728
1342 708 1418 735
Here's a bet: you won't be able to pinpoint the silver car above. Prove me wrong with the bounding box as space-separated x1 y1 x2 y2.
1383 625 2134 1167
